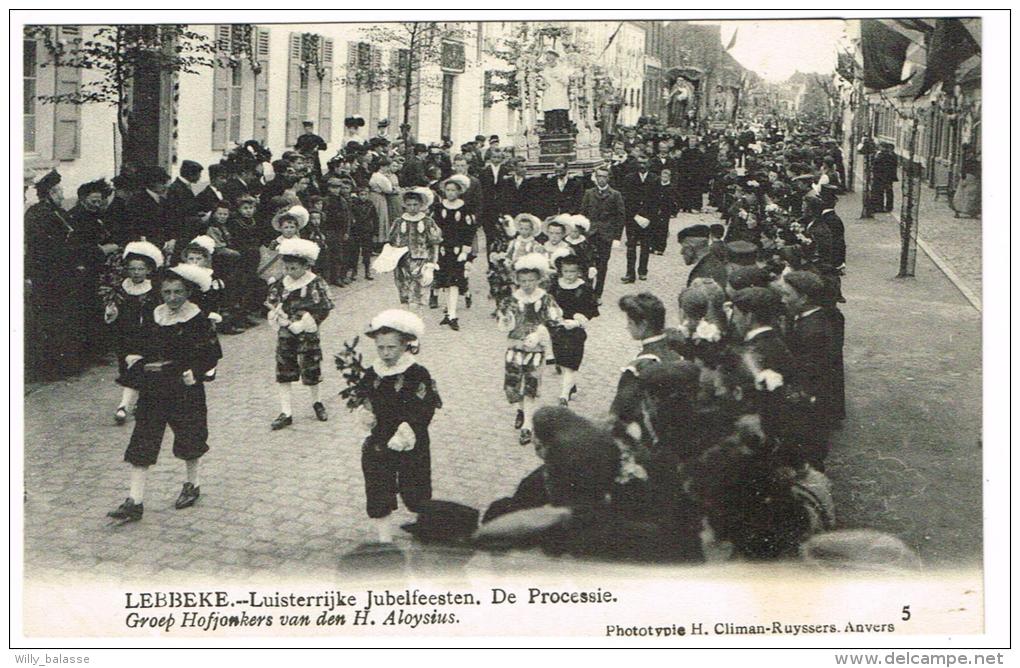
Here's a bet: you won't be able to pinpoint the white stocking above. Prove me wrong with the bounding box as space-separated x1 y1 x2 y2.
185 459 200 486
446 287 459 319
278 382 293 416
129 465 148 503
560 368 577 400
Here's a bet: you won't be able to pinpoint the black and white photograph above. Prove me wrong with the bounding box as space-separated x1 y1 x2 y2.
10 8 1010 659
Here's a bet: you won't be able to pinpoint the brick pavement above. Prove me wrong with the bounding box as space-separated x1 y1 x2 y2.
22 194 983 582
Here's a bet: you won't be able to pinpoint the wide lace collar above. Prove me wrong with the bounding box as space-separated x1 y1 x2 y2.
372 353 416 377
282 271 317 293
153 301 201 326
122 279 152 296
512 287 547 305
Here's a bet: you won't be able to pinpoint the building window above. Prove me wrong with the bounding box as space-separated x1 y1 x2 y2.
24 36 37 152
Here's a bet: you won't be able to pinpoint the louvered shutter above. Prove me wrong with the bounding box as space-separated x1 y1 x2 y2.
318 37 334 142
368 45 383 130
253 28 270 144
345 41 359 117
53 25 82 159
211 24 231 149
285 33 303 146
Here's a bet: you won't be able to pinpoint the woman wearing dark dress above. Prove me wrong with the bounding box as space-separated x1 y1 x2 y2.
548 254 599 406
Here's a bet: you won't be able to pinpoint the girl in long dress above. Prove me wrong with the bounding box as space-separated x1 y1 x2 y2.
368 157 395 245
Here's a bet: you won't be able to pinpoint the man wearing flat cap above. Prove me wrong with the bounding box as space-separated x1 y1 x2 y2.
678 224 728 288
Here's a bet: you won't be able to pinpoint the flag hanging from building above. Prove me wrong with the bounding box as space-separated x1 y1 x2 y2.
836 50 856 82
860 19 912 90
915 18 981 98
725 27 738 51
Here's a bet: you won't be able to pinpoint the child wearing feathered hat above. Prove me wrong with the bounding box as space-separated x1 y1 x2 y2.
355 309 442 542
106 263 223 523
265 238 335 430
502 213 544 268
386 188 441 313
432 174 475 330
104 241 164 425
497 253 563 445
547 252 599 406
563 214 598 285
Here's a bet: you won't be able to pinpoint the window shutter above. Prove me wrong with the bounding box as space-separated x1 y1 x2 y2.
368 46 383 131
345 41 359 117
53 25 82 160
211 24 231 149
286 33 303 146
253 28 270 144
318 37 334 142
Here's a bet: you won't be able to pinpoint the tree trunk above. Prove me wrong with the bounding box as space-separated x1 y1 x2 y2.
402 26 416 145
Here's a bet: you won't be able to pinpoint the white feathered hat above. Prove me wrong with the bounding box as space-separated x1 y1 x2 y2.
513 213 542 233
277 237 320 264
122 240 164 269
186 235 216 257
271 204 310 232
566 214 590 233
366 308 425 341
167 264 213 293
549 246 574 265
542 214 571 237
442 173 471 195
404 186 435 210
514 252 551 275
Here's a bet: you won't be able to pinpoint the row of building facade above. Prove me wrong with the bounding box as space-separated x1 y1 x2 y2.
23 20 750 189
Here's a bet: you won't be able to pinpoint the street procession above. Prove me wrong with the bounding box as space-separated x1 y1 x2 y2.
20 17 983 576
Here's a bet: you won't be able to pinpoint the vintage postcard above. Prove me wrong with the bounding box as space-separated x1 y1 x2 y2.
10 8 1009 658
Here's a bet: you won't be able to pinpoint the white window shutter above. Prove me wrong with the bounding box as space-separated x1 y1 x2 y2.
318 37 334 143
286 33 303 146
53 25 82 159
345 41 359 117
253 27 270 144
211 25 231 149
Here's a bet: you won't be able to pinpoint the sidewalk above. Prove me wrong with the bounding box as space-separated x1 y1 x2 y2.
857 161 982 310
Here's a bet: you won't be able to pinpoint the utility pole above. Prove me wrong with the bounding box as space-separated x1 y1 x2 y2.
859 100 875 219
897 116 921 278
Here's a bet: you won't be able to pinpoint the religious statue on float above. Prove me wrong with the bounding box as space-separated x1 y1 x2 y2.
537 49 573 135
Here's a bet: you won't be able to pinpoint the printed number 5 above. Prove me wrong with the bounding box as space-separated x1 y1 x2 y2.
901 605 911 621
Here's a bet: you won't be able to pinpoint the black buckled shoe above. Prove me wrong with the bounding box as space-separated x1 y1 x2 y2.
448 318 460 331
429 294 439 309
514 409 525 430
114 406 128 426
439 314 450 326
465 293 472 309
519 429 533 446
621 275 636 284
174 483 200 510
107 498 143 522
271 413 293 430
313 401 328 422
569 384 578 401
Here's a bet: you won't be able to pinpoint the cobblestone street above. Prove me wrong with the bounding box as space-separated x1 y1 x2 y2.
22 192 982 583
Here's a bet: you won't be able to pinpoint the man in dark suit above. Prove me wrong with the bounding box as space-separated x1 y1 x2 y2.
498 159 541 218
545 160 584 218
399 143 429 188
678 224 728 288
621 156 658 283
295 120 327 179
122 165 172 248
778 271 845 467
189 163 230 240
579 166 627 300
871 142 898 212
478 148 510 263
166 160 202 241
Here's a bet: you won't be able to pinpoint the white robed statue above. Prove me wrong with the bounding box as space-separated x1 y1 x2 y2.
539 50 573 134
